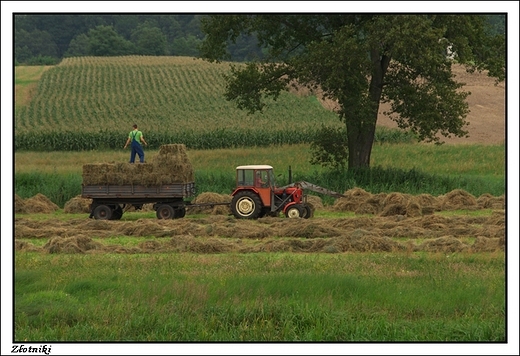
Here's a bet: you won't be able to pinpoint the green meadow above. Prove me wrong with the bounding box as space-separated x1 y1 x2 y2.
12 57 508 343
14 252 505 342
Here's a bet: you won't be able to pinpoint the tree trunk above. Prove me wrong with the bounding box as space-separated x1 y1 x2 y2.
346 117 377 168
346 50 390 169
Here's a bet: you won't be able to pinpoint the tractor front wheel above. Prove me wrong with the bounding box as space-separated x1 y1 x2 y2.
231 191 262 219
285 204 303 219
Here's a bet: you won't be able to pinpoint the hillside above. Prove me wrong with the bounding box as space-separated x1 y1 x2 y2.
14 58 505 148
14 56 342 151
314 64 505 145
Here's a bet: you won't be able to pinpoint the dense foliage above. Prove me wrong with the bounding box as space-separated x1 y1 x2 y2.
14 14 265 64
14 14 504 66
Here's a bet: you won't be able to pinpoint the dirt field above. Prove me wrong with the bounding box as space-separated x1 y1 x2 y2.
317 64 506 145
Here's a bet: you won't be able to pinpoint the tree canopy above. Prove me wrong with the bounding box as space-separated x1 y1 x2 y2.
14 14 264 64
199 14 506 169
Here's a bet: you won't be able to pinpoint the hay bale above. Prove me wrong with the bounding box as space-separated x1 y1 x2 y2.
23 194 59 213
82 144 194 186
82 163 111 185
440 189 478 210
151 144 195 183
64 195 92 214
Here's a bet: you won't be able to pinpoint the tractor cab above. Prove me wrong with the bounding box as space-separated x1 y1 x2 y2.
231 165 311 219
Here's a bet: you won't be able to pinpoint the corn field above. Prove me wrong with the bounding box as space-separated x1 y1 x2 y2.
15 56 342 151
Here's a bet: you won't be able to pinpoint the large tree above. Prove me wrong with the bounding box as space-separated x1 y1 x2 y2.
87 25 134 56
199 15 505 169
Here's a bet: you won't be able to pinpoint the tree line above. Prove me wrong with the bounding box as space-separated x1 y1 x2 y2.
14 14 265 65
14 14 504 66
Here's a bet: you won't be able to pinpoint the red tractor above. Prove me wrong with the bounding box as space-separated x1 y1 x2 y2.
230 165 345 219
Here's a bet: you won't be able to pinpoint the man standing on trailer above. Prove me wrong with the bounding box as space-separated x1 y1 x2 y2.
124 124 148 163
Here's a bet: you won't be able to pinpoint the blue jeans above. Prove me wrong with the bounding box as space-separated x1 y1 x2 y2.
130 140 145 163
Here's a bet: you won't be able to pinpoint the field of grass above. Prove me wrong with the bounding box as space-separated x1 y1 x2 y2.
14 142 506 207
14 251 505 342
10 57 510 348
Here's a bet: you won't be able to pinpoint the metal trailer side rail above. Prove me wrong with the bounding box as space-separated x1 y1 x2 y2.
81 182 196 200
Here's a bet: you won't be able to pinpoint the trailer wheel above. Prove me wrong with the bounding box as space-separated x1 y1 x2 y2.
231 191 262 219
285 204 303 219
174 207 186 219
156 204 175 219
111 205 123 220
93 205 113 220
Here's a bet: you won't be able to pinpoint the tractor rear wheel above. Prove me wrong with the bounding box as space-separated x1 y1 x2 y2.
231 191 262 219
285 204 303 218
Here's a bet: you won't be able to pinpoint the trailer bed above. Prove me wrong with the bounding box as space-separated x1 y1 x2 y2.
82 182 195 199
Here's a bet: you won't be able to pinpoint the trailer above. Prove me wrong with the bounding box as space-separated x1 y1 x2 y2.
82 182 196 220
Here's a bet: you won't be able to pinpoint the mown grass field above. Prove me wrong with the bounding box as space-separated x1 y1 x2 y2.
11 57 511 346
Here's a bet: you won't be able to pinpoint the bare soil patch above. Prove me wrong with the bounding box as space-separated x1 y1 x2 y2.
308 64 506 145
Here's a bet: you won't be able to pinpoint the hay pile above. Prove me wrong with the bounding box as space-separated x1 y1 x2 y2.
329 188 498 217
332 188 373 212
64 195 92 213
15 194 26 213
477 193 505 209
43 235 103 254
440 189 478 210
306 195 324 210
82 144 194 186
17 193 60 214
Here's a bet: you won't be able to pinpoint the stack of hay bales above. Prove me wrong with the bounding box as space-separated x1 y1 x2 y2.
150 144 195 184
82 144 195 186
